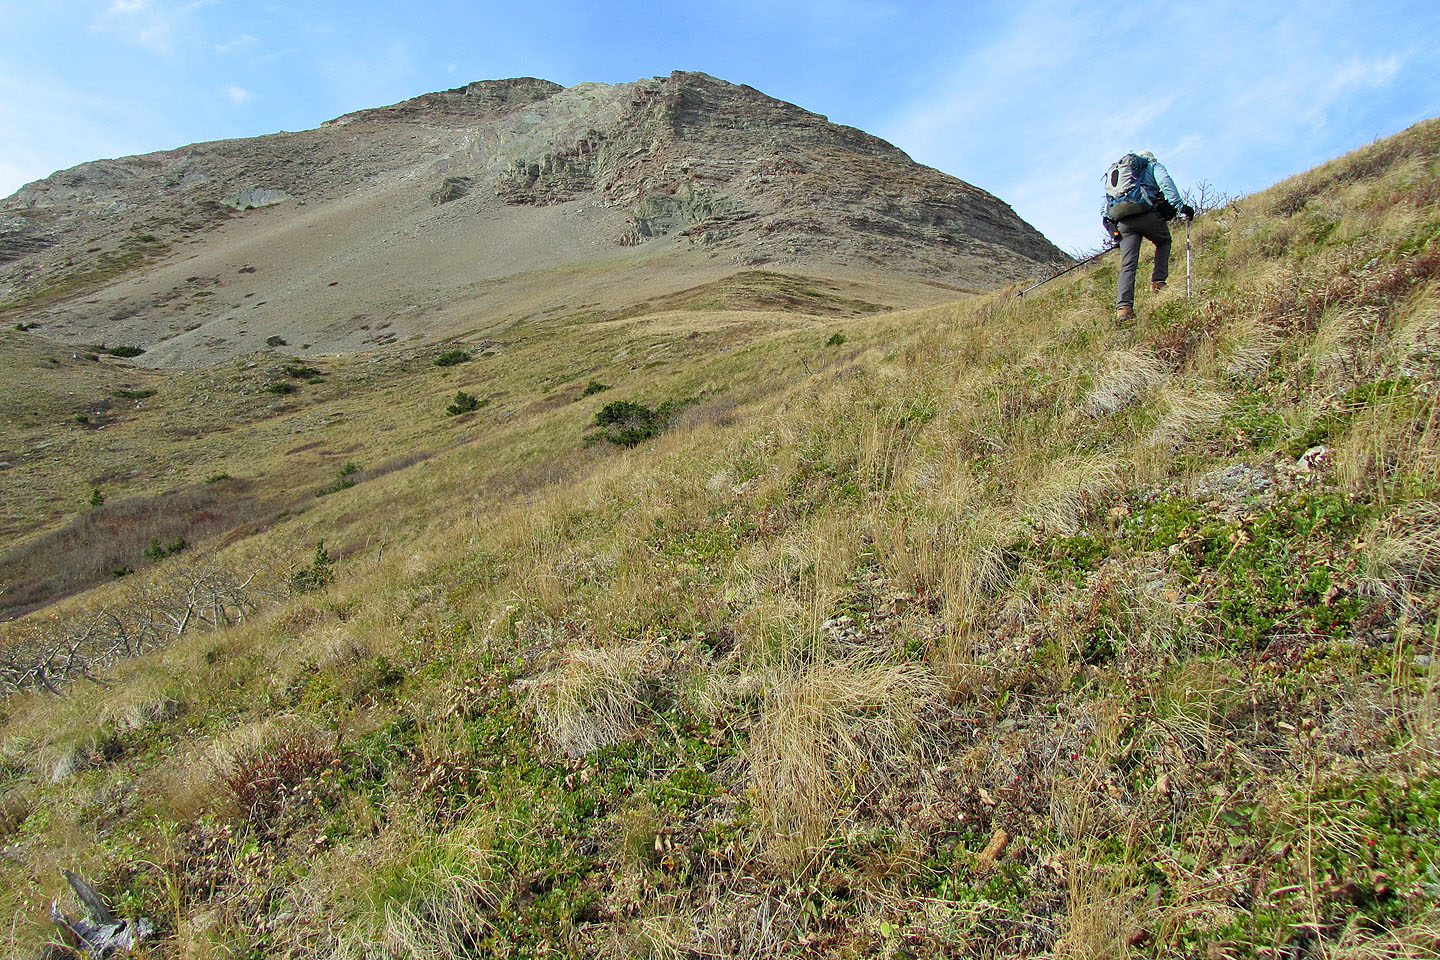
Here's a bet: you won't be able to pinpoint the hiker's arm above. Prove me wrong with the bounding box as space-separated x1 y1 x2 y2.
1151 162 1184 214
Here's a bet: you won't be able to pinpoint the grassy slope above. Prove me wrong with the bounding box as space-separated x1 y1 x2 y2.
0 293 846 616
3 120 1440 958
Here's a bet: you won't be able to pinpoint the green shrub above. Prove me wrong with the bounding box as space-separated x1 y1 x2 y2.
445 391 485 416
433 349 472 367
589 396 699 447
316 463 362 497
89 487 104 507
826 332 846 346
144 537 188 562
316 478 355 497
283 364 325 382
204 472 231 484
265 335 288 347
582 380 611 397
266 382 296 395
289 541 335 593
105 345 145 358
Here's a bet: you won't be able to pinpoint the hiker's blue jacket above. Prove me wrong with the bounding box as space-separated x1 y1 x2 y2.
1101 155 1184 220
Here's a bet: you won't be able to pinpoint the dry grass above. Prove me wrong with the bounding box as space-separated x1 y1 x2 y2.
287 814 501 960
748 655 941 865
1082 346 1168 417
529 643 655 756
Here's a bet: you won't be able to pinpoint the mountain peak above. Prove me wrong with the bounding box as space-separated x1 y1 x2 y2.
1 72 1064 366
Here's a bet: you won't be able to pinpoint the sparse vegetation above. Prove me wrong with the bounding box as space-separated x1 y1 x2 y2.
315 463 361 497
1 232 169 308
112 388 157 400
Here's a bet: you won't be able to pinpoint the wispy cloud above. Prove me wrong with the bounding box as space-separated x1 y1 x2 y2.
93 0 221 55
0 66 158 196
94 0 175 53
1329 54 1404 92
215 33 258 54
223 84 253 104
880 0 1438 252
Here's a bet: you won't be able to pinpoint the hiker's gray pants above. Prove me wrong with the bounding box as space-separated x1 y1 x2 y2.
1116 211 1172 307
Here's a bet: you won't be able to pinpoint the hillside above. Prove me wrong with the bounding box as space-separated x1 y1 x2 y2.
2 114 1440 959
0 71 1064 368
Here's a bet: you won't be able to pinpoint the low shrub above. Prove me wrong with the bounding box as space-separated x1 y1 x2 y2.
590 396 697 447
266 335 288 347
315 464 360 497
433 349 471 367
143 536 188 562
289 541 335 593
105 345 145 358
283 364 325 382
581 380 610 397
224 731 336 837
445 391 485 416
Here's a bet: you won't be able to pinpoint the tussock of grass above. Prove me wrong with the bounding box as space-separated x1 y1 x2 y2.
749 656 940 865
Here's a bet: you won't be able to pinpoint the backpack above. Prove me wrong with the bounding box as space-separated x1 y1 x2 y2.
1104 154 1154 220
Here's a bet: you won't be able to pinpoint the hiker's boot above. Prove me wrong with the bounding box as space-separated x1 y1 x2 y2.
1116 303 1134 322
1151 280 1167 293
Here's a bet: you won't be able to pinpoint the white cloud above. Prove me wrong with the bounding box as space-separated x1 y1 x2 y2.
215 33 258 54
92 0 220 55
224 84 253 104
878 0 1439 252
1329 54 1403 92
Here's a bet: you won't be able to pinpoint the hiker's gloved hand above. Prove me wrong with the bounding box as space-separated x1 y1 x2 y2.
1181 204 1195 221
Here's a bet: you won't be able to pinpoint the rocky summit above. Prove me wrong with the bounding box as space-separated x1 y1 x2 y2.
0 72 1064 367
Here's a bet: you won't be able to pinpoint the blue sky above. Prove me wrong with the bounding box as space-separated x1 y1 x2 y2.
2 1 1438 252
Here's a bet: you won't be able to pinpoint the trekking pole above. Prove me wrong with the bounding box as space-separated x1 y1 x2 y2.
1185 218 1192 298
1016 244 1117 298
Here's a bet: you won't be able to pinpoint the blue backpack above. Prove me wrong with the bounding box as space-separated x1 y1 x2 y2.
1104 154 1154 220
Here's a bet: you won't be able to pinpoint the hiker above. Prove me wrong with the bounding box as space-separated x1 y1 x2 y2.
1102 151 1194 321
